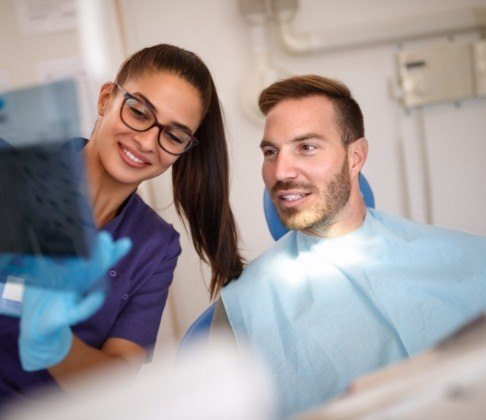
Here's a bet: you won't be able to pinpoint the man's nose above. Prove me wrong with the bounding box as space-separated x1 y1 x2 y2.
274 152 298 181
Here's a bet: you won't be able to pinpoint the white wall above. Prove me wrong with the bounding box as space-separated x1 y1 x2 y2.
117 0 486 356
0 0 80 87
2 0 486 360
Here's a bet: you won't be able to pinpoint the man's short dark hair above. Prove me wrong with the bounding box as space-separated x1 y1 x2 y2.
258 74 364 146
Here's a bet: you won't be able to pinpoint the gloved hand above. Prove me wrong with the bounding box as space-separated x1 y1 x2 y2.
20 286 106 371
19 231 132 371
20 232 131 292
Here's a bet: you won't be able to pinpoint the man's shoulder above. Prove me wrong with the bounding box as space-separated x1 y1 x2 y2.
368 208 486 245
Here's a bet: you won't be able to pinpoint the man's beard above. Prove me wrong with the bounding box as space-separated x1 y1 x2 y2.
273 155 351 232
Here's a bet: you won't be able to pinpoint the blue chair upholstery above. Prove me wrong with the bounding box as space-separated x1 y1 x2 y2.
264 173 375 241
180 173 374 348
179 302 217 352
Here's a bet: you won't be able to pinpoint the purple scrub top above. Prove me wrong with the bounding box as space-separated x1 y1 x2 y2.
0 139 181 406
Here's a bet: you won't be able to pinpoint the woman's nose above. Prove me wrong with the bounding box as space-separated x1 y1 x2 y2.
133 126 160 151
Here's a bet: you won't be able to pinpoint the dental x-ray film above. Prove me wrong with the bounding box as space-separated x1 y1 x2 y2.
0 79 98 296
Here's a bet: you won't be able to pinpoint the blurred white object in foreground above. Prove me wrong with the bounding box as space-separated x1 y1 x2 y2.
3 333 276 420
300 312 486 420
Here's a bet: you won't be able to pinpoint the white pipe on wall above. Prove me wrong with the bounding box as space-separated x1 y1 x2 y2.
271 1 486 54
240 23 289 124
239 0 289 124
76 0 126 87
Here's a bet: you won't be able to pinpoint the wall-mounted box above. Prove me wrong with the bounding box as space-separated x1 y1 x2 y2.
397 42 474 107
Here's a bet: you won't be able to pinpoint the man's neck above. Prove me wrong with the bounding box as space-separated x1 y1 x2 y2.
303 194 367 239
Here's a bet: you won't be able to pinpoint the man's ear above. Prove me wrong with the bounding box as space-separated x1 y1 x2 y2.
97 82 116 116
348 138 368 178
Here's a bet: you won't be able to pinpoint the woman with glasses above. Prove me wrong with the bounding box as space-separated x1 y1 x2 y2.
0 44 244 402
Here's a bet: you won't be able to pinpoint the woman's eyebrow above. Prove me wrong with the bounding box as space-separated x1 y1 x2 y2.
131 92 157 114
170 121 193 133
131 92 193 133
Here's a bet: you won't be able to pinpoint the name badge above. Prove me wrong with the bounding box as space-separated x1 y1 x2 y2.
2 276 24 302
0 276 24 317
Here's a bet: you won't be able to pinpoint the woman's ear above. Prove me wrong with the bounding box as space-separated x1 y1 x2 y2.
348 138 368 178
97 82 116 116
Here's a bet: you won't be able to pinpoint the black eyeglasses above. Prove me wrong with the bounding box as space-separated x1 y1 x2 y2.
114 83 198 156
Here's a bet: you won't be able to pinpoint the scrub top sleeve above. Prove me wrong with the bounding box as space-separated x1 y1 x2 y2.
107 232 182 354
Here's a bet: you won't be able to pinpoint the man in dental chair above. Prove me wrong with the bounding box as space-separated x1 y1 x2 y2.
215 74 486 418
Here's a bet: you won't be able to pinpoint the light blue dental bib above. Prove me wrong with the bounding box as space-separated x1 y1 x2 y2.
221 209 486 418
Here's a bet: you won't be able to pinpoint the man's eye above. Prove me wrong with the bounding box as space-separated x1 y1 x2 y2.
263 149 277 157
301 144 317 152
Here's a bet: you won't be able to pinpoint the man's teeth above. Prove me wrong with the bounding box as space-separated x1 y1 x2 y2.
123 148 144 164
282 194 303 201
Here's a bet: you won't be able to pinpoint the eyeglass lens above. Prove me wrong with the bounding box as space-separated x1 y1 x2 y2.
121 95 194 155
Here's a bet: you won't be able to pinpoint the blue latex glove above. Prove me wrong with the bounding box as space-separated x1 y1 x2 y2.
20 233 131 292
19 231 132 371
20 286 106 371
